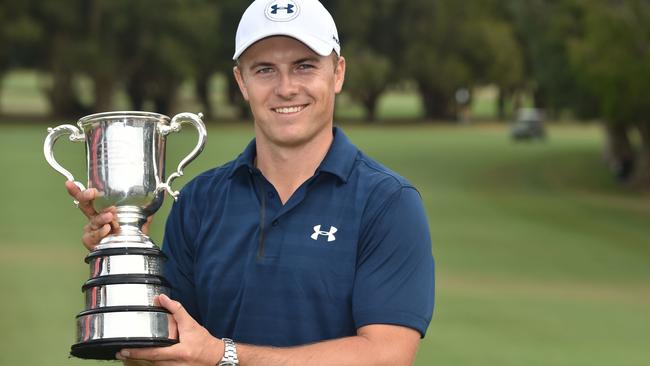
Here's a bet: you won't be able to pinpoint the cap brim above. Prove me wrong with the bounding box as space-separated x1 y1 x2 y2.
233 31 336 60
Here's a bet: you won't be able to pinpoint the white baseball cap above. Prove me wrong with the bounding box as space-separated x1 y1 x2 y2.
233 0 341 60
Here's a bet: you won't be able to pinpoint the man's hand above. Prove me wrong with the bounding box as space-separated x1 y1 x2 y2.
116 294 223 366
65 181 153 250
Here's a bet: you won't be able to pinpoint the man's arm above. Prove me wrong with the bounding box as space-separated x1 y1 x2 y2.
118 295 421 366
237 324 420 366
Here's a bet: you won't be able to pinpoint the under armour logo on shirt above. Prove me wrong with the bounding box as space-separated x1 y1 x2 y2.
311 225 337 242
270 3 294 14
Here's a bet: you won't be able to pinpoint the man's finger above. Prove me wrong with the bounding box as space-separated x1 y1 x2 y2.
77 190 100 218
81 224 110 250
89 212 115 231
65 181 100 218
141 215 154 235
117 345 180 362
157 294 192 326
65 180 82 196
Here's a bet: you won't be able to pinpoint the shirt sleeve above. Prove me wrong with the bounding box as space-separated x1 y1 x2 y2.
162 186 202 323
352 185 435 337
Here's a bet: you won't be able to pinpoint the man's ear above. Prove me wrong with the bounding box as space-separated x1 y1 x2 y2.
334 56 346 94
233 65 250 101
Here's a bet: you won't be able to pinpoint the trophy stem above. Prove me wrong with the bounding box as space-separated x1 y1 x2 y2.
115 206 149 230
95 206 157 250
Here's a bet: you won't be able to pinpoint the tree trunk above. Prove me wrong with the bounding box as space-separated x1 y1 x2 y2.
154 90 175 116
603 123 636 182
126 73 146 111
92 73 115 112
195 73 213 120
533 88 547 109
153 78 181 115
48 33 81 117
417 82 451 120
497 88 507 121
362 93 379 122
227 76 250 120
49 68 82 117
0 73 4 114
634 122 650 188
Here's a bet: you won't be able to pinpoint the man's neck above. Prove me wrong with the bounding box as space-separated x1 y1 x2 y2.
255 131 333 205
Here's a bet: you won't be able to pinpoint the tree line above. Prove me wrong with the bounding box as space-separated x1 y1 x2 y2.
0 0 649 186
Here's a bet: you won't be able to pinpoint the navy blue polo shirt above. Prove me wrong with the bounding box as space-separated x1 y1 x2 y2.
162 127 435 346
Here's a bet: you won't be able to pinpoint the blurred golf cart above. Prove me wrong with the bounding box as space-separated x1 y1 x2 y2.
511 108 546 141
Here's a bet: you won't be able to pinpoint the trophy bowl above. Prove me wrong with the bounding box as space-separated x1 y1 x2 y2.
44 111 206 359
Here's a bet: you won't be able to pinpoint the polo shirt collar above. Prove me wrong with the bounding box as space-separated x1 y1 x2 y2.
316 127 357 183
228 138 257 178
228 127 358 183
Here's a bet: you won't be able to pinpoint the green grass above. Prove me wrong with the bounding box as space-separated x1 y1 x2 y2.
0 122 649 365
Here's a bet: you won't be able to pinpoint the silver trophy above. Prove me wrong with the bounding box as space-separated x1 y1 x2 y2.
44 111 207 359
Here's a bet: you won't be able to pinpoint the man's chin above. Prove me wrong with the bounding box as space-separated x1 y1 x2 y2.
269 134 312 148
268 128 331 149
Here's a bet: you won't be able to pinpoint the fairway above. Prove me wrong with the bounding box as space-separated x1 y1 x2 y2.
0 122 648 365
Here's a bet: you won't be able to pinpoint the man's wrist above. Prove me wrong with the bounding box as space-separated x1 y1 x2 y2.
218 338 239 366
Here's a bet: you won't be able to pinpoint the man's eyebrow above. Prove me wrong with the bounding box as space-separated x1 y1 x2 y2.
246 56 321 71
294 56 320 65
248 61 274 71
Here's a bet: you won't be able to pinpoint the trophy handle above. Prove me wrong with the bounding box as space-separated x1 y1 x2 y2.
44 124 87 196
157 112 207 200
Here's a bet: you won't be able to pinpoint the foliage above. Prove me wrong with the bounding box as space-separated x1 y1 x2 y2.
333 0 401 120
568 0 650 186
399 0 523 120
569 0 650 124
339 43 392 121
507 0 598 117
0 0 648 174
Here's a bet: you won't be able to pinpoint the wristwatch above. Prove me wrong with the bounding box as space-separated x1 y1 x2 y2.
218 338 239 366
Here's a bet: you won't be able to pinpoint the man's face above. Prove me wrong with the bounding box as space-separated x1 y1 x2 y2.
234 36 345 148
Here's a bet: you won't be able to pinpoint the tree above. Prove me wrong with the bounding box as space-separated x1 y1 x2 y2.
400 0 523 121
342 43 391 121
569 0 650 187
214 0 252 120
507 0 598 119
0 1 43 112
108 0 214 115
333 0 402 121
29 0 88 116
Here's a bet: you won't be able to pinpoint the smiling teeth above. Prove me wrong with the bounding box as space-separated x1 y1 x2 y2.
275 106 304 114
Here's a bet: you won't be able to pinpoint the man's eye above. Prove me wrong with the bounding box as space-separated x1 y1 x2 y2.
297 63 315 70
256 67 273 74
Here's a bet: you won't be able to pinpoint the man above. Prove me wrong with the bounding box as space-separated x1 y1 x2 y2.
67 0 435 365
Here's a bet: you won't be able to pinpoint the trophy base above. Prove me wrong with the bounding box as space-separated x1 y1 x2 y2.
70 337 177 360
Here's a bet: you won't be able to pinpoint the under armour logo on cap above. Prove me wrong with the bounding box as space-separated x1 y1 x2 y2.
266 0 300 22
311 225 337 242
271 4 294 14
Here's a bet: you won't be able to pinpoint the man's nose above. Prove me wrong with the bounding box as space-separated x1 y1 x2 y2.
275 73 299 98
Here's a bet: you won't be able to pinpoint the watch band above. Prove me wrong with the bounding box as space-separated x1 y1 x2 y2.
218 338 239 366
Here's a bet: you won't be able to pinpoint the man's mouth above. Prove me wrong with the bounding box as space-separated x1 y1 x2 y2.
273 104 307 114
